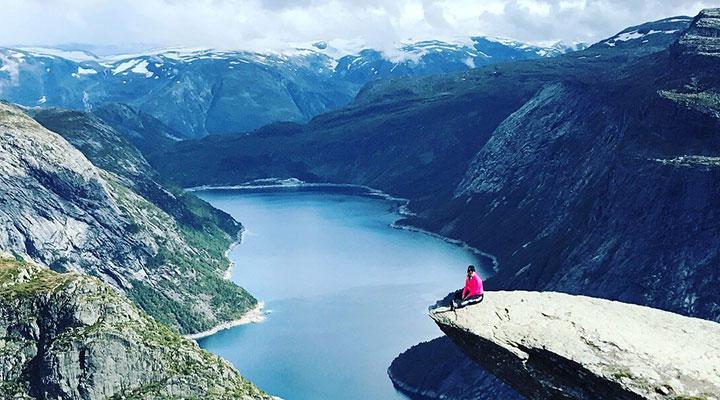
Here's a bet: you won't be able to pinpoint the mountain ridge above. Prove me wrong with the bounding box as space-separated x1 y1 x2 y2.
0 35 589 138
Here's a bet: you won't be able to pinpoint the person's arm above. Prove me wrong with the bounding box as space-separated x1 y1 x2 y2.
462 279 470 299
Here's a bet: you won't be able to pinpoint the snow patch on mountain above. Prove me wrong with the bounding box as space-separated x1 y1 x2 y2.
604 28 683 47
77 66 97 75
112 59 140 75
130 60 153 77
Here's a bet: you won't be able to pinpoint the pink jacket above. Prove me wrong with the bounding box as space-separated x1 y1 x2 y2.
462 273 484 299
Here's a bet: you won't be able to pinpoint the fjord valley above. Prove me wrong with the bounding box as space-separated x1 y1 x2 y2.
0 4 719 400
154 11 720 322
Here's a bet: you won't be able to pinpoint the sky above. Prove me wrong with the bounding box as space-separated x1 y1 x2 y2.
1 0 717 54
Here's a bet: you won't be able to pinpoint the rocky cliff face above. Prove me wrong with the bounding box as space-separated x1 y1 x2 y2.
435 9 720 321
674 9 720 58
430 291 720 400
0 102 255 334
0 257 271 400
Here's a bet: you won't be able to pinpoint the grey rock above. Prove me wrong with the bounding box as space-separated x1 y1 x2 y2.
675 8 720 57
0 258 272 400
430 291 720 400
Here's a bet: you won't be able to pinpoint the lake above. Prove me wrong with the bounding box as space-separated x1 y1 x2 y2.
195 187 491 400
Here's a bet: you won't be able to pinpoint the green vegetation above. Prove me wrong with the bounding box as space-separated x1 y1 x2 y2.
102 171 255 334
611 368 636 381
659 89 720 115
0 258 72 298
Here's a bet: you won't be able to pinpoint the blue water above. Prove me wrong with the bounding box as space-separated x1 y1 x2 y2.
195 188 491 400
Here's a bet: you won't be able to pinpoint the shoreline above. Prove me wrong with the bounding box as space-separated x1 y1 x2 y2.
187 179 415 212
186 226 258 342
185 302 266 341
390 222 499 273
190 179 499 274
223 227 245 280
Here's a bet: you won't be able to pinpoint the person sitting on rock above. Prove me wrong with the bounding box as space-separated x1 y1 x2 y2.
452 265 484 310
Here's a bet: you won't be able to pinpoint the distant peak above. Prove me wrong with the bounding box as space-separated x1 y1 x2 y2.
312 41 328 50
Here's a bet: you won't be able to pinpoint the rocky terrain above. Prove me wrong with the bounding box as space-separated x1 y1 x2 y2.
0 102 255 334
430 291 720 400
0 38 584 138
0 257 272 400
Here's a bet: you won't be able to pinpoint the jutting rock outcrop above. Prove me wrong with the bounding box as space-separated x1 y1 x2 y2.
430 291 720 400
0 257 272 400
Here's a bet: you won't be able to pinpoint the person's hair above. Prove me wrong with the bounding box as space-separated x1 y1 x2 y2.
467 265 476 272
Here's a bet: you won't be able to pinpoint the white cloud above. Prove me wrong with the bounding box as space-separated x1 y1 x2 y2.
0 0 716 53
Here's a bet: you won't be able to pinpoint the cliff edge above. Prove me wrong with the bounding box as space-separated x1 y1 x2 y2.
430 291 720 400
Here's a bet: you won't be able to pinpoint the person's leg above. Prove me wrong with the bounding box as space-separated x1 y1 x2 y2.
451 289 463 309
461 294 484 307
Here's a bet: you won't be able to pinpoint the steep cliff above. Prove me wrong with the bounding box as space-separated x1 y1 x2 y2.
0 102 255 334
0 257 271 400
430 291 720 400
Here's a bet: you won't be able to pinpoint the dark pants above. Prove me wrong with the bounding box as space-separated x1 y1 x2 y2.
451 289 484 310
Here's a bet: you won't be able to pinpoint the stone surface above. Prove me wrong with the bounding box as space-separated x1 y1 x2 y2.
430 291 720 400
0 258 272 400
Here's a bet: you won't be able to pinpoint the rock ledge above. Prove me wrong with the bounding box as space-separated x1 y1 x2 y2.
430 291 720 400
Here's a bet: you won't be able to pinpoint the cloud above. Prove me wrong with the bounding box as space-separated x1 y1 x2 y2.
0 0 716 53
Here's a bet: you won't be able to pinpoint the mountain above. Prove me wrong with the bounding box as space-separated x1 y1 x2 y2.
91 102 181 156
0 257 271 400
331 37 586 84
587 16 693 55
0 37 584 138
0 102 255 334
150 10 719 322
